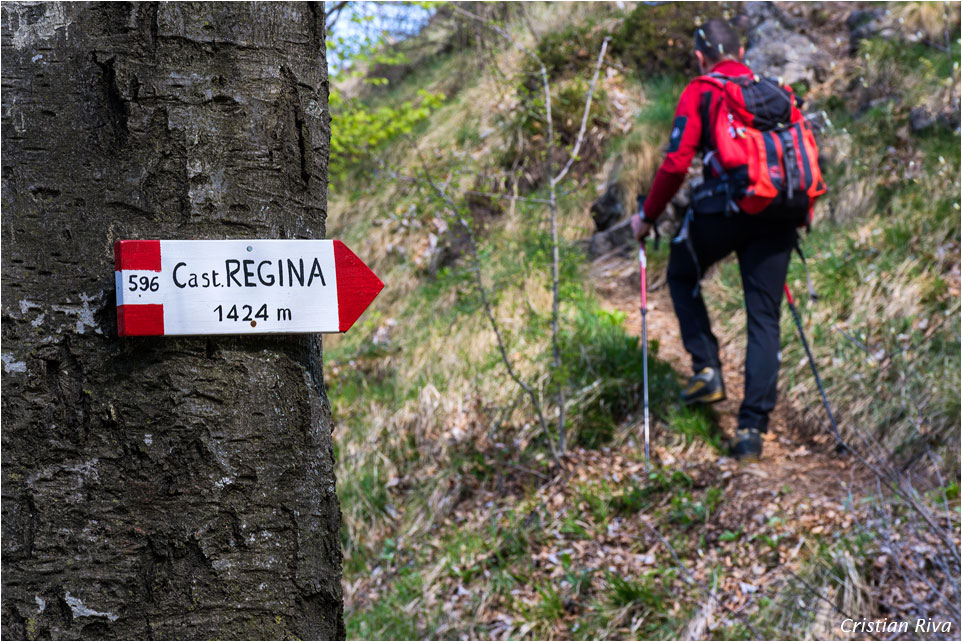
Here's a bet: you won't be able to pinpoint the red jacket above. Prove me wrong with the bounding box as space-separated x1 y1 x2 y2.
641 59 754 221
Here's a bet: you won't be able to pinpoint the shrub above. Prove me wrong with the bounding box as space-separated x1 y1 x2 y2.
498 76 611 187
559 304 677 448
610 2 728 77
532 22 607 79
330 88 445 173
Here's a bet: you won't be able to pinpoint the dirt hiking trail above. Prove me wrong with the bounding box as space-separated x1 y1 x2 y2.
582 247 873 613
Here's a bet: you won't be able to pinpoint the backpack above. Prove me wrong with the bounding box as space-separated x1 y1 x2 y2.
694 72 826 223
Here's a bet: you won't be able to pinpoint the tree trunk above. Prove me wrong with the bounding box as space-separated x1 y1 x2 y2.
1 2 343 639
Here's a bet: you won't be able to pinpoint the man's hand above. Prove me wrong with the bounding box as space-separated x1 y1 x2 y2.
630 213 652 243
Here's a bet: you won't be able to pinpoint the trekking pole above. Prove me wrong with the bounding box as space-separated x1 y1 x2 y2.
783 283 846 452
640 243 651 471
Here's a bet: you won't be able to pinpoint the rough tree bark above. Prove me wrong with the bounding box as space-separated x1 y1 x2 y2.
1 2 343 639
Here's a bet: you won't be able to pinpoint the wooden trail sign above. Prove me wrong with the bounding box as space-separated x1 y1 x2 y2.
114 240 383 336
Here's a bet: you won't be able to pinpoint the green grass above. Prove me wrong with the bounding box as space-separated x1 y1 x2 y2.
666 487 724 528
604 568 686 638
531 582 566 621
559 297 684 448
634 75 687 132
666 405 723 451
576 481 614 525
347 567 432 640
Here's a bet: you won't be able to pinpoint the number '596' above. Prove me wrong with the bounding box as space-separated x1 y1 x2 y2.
128 275 159 292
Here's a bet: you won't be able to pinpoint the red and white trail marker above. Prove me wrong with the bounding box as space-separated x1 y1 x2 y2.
114 240 383 337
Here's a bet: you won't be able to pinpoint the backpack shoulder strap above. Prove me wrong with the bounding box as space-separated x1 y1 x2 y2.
696 73 727 88
698 90 715 152
695 75 727 152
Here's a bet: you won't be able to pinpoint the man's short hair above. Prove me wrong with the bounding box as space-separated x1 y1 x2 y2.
694 19 741 62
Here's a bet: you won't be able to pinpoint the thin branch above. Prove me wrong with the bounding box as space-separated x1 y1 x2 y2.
414 152 550 442
326 0 348 18
325 0 349 32
449 5 541 63
449 3 572 458
538 31 565 460
438 10 648 460
553 37 610 185
520 3 540 42
782 566 884 642
645 522 764 639
850 443 962 568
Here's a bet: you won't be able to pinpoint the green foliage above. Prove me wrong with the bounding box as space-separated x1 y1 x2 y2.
532 22 606 79
553 78 612 144
560 511 592 540
498 76 611 184
845 36 961 146
610 2 724 77
667 487 724 528
442 507 546 590
339 463 392 575
347 567 434 639
634 75 688 132
532 583 566 621
606 571 668 610
604 567 685 638
330 88 444 172
558 301 677 448
326 337 414 435
719 526 743 542
555 291 727 451
611 482 650 515
531 2 731 80
576 481 614 525
489 509 544 569
611 469 694 515
332 6 961 639
666 405 723 451
560 552 596 598
326 3 446 174
943 481 960 501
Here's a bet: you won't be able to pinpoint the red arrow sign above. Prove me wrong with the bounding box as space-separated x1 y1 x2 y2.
114 240 383 336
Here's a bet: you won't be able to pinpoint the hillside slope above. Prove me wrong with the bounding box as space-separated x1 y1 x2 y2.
326 2 960 639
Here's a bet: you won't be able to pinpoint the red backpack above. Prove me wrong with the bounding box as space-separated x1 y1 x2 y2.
696 73 826 222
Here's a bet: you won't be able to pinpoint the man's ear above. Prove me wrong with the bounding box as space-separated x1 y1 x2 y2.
695 50 705 73
738 45 745 61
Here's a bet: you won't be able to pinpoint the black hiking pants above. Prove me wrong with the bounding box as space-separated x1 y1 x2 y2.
667 211 797 432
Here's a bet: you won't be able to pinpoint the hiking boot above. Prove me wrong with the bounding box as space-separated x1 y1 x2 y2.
681 367 726 405
730 427 763 461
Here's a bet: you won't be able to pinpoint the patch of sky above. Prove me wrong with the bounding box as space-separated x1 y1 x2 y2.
327 1 435 76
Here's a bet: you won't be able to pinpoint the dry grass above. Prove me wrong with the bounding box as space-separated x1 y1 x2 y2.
817 130 877 225
887 1 962 45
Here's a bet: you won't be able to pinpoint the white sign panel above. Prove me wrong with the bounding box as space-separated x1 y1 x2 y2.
114 240 383 336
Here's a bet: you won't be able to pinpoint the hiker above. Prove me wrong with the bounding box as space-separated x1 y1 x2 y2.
630 19 824 461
